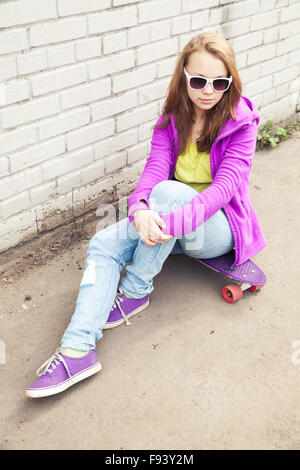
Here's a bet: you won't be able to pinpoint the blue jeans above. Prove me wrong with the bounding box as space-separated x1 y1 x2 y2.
61 180 234 351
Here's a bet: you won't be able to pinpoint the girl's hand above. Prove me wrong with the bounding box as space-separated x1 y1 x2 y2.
133 209 173 247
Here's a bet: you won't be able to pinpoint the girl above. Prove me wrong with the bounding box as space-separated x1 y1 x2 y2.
26 33 266 398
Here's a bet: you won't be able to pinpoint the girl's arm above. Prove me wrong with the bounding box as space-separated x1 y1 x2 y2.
158 122 258 237
128 115 172 221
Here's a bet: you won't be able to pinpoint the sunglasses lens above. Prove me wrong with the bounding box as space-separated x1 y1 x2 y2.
213 79 229 91
190 77 207 89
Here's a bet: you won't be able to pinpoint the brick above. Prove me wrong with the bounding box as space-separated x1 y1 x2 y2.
138 119 157 141
0 158 9 178
42 146 93 180
0 57 17 81
263 26 280 44
56 169 82 195
220 0 241 4
116 102 158 133
139 0 181 22
103 31 127 55
0 192 30 220
127 142 148 165
128 25 150 48
30 180 56 206
0 29 28 55
276 83 289 100
191 10 210 30
222 18 250 38
113 0 139 5
88 7 137 34
0 209 37 252
0 81 30 107
30 17 86 47
58 0 110 16
81 160 105 185
288 50 300 68
39 107 90 141
0 167 42 201
149 20 171 42
276 34 300 56
0 124 37 157
9 136 65 172
112 64 156 93
226 3 244 20
94 129 137 160
105 151 126 175
260 55 288 77
232 30 263 53
76 37 101 61
250 11 280 31
67 118 114 151
157 56 177 78
248 43 276 65
137 38 178 66
210 8 226 25
31 63 87 97
239 64 260 83
138 78 169 105
179 32 200 52
88 50 135 80
172 15 191 35
91 89 137 121
235 52 247 69
281 3 300 22
273 66 298 88
0 0 57 28
1 95 60 129
262 89 277 106
182 0 219 13
17 49 47 75
61 78 111 110
244 76 271 96
244 0 260 16
47 43 76 68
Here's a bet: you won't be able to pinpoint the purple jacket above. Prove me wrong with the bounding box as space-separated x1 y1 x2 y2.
128 95 267 268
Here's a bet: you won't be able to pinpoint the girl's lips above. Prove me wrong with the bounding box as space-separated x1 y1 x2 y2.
200 99 213 102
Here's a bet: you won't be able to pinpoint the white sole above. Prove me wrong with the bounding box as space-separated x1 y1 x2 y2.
102 299 149 329
25 362 102 398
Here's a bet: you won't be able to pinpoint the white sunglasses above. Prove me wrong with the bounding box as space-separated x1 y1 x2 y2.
184 67 232 92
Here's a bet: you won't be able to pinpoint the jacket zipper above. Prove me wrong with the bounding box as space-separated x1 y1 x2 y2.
170 120 252 269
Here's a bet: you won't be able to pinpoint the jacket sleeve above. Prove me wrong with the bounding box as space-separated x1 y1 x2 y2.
158 122 258 237
128 115 172 224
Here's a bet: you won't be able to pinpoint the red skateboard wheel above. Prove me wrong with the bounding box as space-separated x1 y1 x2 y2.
249 284 264 292
222 284 243 303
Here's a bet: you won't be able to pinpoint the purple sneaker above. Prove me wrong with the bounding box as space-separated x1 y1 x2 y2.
25 348 101 398
103 287 149 329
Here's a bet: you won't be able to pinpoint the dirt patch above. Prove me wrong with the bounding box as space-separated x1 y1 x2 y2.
0 220 96 284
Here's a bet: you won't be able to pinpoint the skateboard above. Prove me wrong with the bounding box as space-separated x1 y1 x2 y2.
196 249 266 303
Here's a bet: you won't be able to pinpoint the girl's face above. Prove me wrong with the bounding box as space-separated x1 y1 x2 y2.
185 50 229 119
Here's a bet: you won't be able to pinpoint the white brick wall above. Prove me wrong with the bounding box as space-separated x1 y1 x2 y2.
0 0 299 253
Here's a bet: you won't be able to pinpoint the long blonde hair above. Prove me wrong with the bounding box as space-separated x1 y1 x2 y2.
155 33 243 155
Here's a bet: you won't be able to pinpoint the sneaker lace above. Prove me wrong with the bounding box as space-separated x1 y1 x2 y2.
110 287 131 326
36 347 73 381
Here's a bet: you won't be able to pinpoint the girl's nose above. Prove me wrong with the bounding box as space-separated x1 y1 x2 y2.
204 82 214 93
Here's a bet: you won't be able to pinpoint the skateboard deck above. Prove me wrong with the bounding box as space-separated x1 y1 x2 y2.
196 249 266 303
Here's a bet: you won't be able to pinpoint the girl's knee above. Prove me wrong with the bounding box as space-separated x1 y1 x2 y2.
149 180 197 210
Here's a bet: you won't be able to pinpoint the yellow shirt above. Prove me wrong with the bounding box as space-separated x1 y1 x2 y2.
173 140 212 193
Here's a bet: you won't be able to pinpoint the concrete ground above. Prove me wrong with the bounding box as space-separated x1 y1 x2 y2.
0 131 300 450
